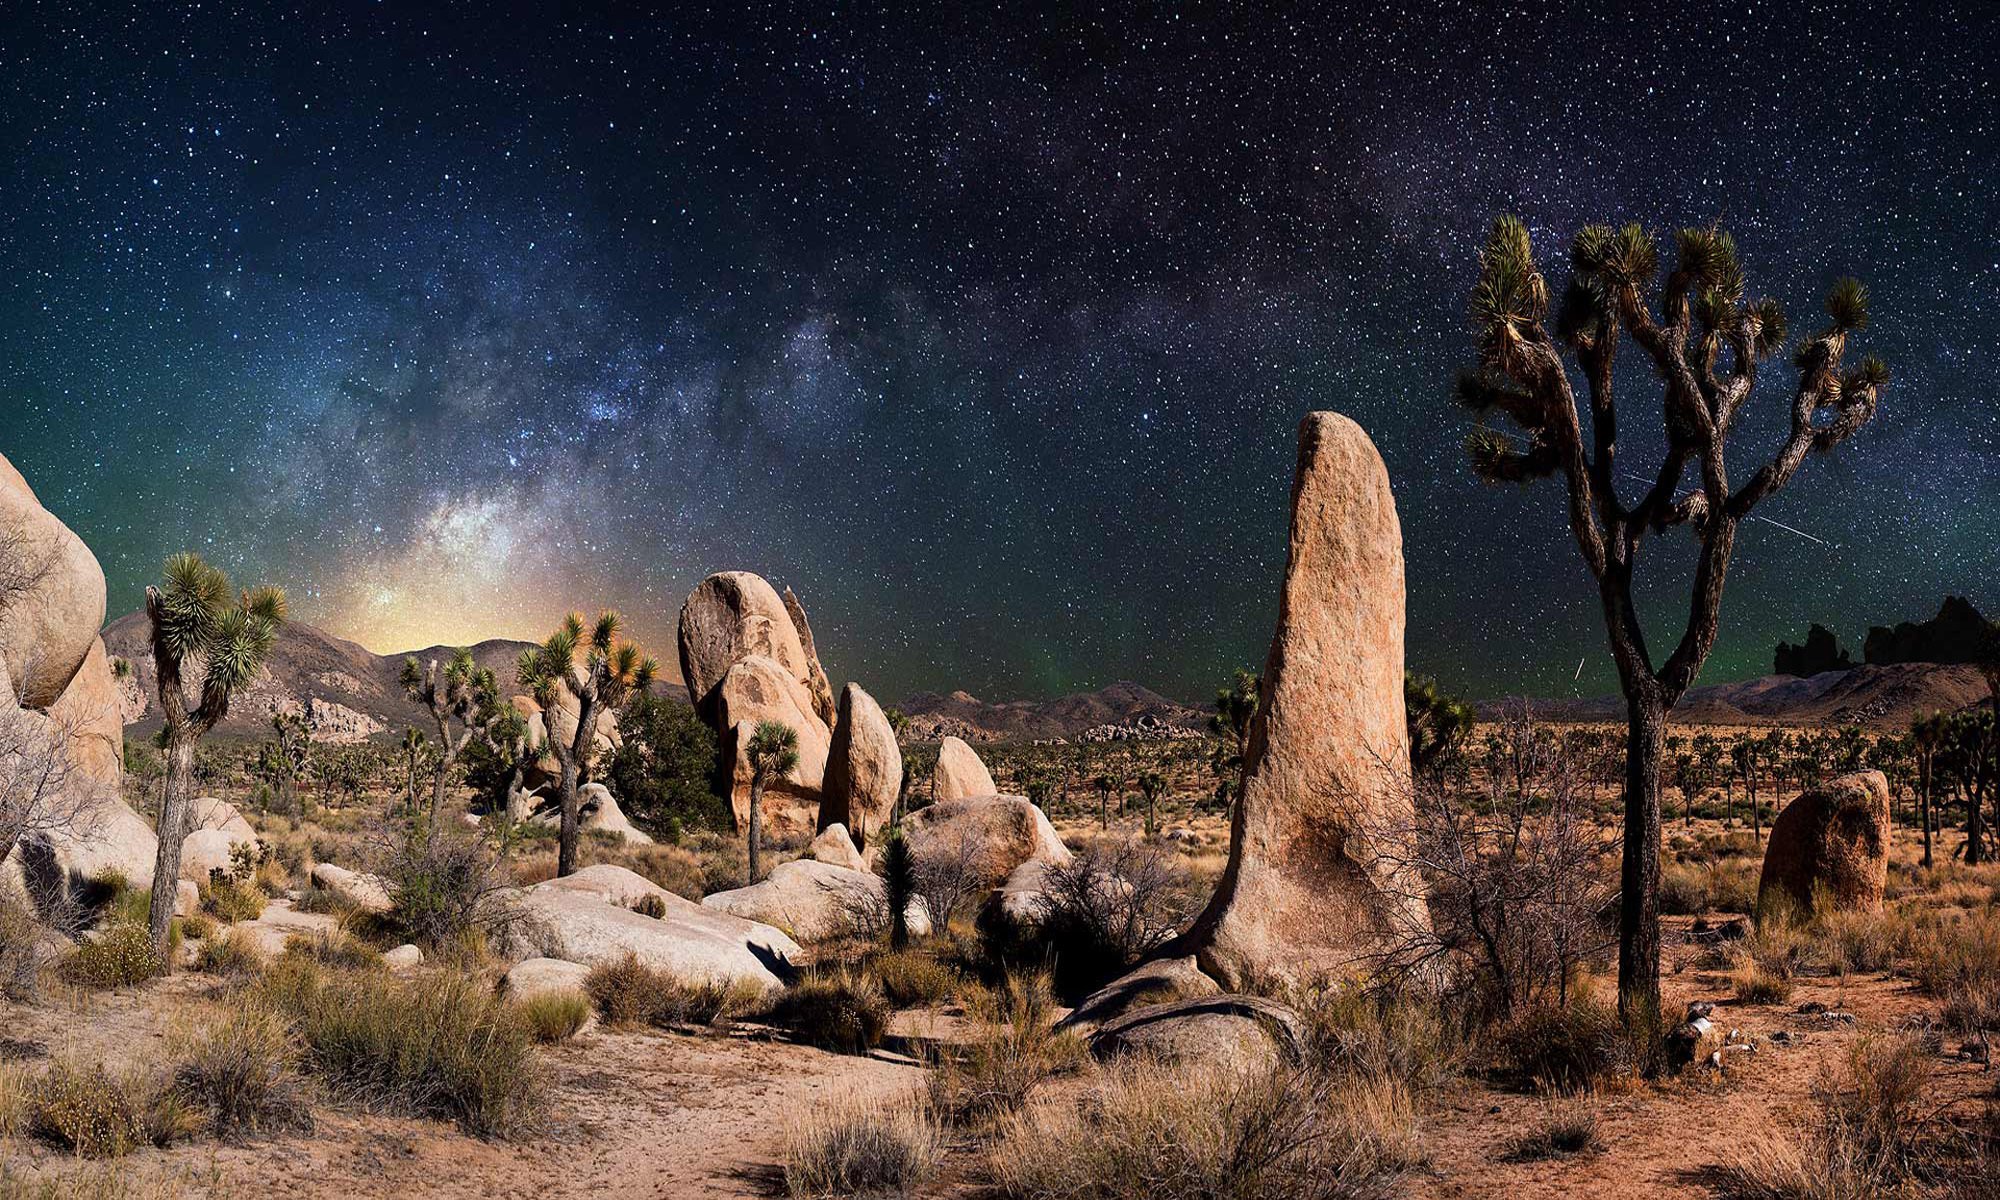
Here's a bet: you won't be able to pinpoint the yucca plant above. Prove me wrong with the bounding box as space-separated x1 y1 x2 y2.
743 719 799 885
878 827 917 949
1457 215 1885 1028
516 611 657 877
400 647 499 819
144 553 285 957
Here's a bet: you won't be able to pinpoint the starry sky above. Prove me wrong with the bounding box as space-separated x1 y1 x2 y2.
2 3 1995 704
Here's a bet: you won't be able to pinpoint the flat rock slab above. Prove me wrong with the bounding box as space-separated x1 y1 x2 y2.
518 872 801 992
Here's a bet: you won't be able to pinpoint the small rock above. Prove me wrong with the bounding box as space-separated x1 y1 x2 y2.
383 944 423 968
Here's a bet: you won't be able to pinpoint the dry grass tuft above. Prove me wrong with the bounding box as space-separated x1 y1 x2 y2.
928 970 1086 1127
582 954 761 1030
1715 1034 1933 1199
517 991 592 1043
782 1093 943 1197
1501 1093 1602 1162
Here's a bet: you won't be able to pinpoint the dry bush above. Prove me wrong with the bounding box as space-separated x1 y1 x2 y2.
1029 836 1202 998
1806 906 1905 976
281 928 384 972
257 964 541 1137
191 929 265 978
177 913 217 941
988 1057 1419 1200
1717 1034 1933 1199
1902 908 2000 1032
517 991 591 1043
782 1092 943 1198
929 970 1086 1127
867 948 959 1007
1733 961 1795 1005
1494 996 1653 1092
0 896 54 1001
1662 857 1759 916
198 874 265 924
60 923 164 990
23 1058 189 1158
582 954 760 1030
1302 988 1462 1096
169 999 312 1136
768 972 890 1054
1502 1093 1603 1161
289 882 352 917
378 817 515 950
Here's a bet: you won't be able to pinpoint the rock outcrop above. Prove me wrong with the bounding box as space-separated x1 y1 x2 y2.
577 782 653 845
677 572 813 720
808 823 869 873
0 454 106 710
1757 770 1892 919
780 586 837 727
514 867 799 992
45 638 123 788
820 683 901 849
1086 994 1308 1075
902 794 1070 889
310 862 393 914
932 736 996 802
717 655 830 836
701 857 930 942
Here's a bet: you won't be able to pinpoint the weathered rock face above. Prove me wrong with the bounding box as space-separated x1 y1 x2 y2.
180 826 255 883
677 572 811 720
809 823 868 873
820 683 901 849
780 587 837 727
5 792 159 907
513 871 800 992
45 638 122 788
503 955 593 1002
902 794 1070 890
932 736 996 802
0 454 106 710
1086 994 1308 1075
311 862 393 914
577 782 653 845
190 797 255 840
701 857 931 942
718 655 831 835
1163 412 1426 992
1757 770 1892 919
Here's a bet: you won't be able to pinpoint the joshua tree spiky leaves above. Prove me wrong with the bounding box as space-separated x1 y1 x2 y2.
878 826 916 950
144 553 285 957
1458 215 1885 1026
400 647 500 819
743 719 799 885
1136 770 1166 836
1208 668 1259 790
516 611 657 878
1405 672 1476 786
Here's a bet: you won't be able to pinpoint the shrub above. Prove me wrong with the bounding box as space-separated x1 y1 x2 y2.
200 876 266 924
179 913 218 941
260 967 541 1137
518 991 591 1043
1808 907 1904 975
1495 997 1641 1092
281 929 384 972
0 897 52 1002
582 954 759 1030
988 1058 1419 1200
60 923 163 990
1904 909 2000 1032
928 970 1086 1126
169 1000 312 1136
1502 1094 1602 1161
1718 1034 1932 1198
868 949 958 1007
380 816 513 950
631 893 668 919
1030 838 1201 998
1303 988 1462 1096
769 972 889 1054
783 1094 942 1198
1733 961 1795 1005
26 1060 145 1158
193 929 266 978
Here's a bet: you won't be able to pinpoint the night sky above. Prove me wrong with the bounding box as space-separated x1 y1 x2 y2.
3 3 1995 704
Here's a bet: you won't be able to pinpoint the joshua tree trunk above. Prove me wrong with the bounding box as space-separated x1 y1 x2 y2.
147 727 197 954
1617 693 1666 1025
1749 772 1761 843
746 770 765 885
554 746 581 878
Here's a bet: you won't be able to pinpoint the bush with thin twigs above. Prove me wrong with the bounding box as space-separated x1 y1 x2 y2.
631 893 668 919
255 964 541 1137
1502 1094 1603 1162
1717 1034 1933 1199
988 1057 1421 1200
1902 908 2000 1033
1027 836 1202 999
290 883 354 917
379 816 514 950
60 922 164 990
1494 996 1653 1092
1805 906 1905 976
169 999 313 1136
518 991 591 1043
0 897 53 1002
178 913 217 941
782 1093 943 1198
24 1059 190 1158
192 929 266 978
929 970 1087 1127
199 876 266 924
768 971 890 1054
581 954 762 1030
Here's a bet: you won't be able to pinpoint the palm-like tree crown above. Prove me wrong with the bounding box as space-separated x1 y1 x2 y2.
746 720 800 781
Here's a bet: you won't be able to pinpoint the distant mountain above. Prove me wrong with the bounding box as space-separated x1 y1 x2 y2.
898 681 1205 742
101 613 687 743
1494 662 1991 731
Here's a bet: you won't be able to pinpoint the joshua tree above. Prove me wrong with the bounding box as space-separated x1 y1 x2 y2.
1406 672 1476 786
1136 770 1166 836
1911 712 1944 867
878 827 916 949
143 553 285 957
1458 215 1885 1023
401 648 500 819
263 710 313 817
743 720 798 885
398 728 431 808
1208 668 1259 793
516 612 657 878
1092 773 1116 830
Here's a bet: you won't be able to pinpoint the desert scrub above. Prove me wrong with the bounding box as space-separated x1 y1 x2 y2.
988 1058 1419 1200
199 876 266 924
768 971 890 1054
258 966 541 1137
583 954 761 1029
24 1058 189 1158
928 970 1086 1126
1502 1093 1602 1162
177 913 217 941
1805 906 1906 976
281 929 384 972
1304 987 1462 1096
1732 961 1795 1005
0 897 52 1002
518 991 591 1043
783 1093 942 1198
60 923 164 989
192 929 266 977
169 1000 312 1136
1902 908 2000 1031
1495 996 1655 1091
867 948 959 1007
1718 1034 1932 1199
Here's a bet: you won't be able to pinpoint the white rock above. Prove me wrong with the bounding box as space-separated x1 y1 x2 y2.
383 943 423 969
702 858 930 942
311 862 394 914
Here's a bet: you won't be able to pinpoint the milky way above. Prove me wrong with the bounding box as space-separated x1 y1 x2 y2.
3 3 1995 702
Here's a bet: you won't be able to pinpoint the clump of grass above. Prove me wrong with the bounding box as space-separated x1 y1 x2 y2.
518 991 591 1043
281 929 383 972
1734 960 1796 1005
582 954 760 1030
178 913 218 942
1807 907 1906 976
255 962 541 1137
1495 997 1640 1092
60 923 164 990
929 970 1086 1127
1717 1034 1932 1199
867 949 959 1007
1903 909 2000 1033
200 876 266 924
783 1093 942 1198
988 1057 1419 1200
24 1059 189 1158
290 884 355 917
768 972 890 1054
169 1000 313 1136
1304 987 1463 1096
192 929 266 978
1502 1094 1603 1162
630 894 668 919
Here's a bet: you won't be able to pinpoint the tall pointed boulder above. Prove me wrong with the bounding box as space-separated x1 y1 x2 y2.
820 682 901 849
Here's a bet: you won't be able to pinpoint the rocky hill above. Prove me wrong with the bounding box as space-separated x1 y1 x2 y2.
102 612 688 743
898 681 1205 743
1497 661 1991 731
